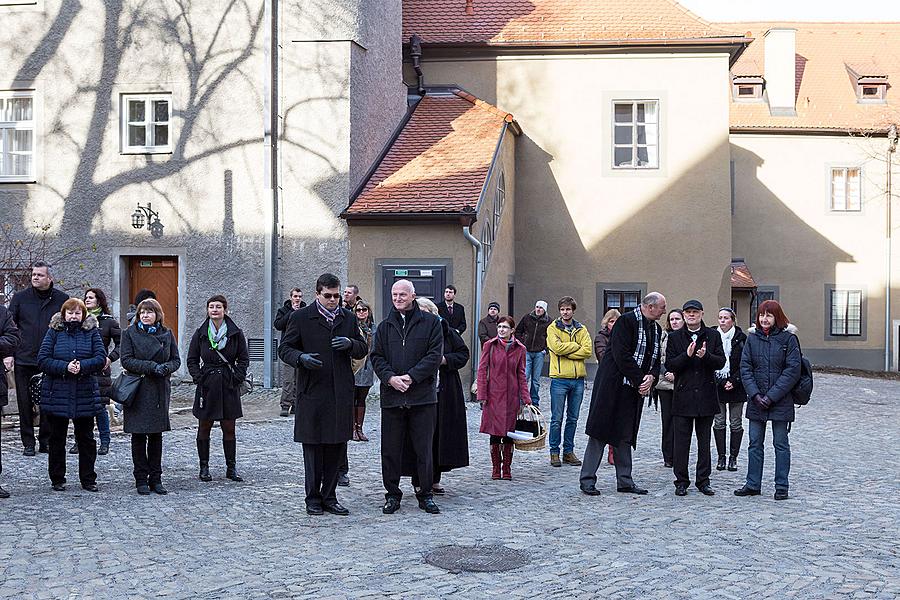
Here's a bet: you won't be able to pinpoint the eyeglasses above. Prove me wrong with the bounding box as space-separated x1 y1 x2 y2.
319 293 340 300
355 307 369 312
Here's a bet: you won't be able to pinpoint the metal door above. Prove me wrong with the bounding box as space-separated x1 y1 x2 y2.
380 266 446 319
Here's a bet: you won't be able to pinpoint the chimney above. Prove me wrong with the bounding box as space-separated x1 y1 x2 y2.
465 0 474 15
764 28 797 116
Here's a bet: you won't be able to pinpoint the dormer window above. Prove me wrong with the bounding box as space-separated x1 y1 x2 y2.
856 78 887 103
732 76 764 102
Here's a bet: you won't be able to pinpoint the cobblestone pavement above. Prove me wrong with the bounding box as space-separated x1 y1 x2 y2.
0 373 898 599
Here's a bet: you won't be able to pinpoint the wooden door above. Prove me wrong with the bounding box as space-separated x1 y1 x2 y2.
129 256 179 340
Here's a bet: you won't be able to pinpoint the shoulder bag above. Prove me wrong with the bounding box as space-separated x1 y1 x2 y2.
110 371 144 408
214 348 252 396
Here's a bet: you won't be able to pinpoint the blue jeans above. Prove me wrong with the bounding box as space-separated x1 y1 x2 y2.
745 419 790 491
549 378 585 455
96 407 111 446
525 351 544 406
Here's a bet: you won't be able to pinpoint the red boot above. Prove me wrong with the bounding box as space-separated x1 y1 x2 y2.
490 444 502 480
608 446 615 465
501 442 514 480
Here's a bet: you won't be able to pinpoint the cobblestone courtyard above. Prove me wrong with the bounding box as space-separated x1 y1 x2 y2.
0 372 898 599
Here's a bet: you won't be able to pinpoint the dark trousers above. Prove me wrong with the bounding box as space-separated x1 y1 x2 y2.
47 413 96 486
381 403 436 501
302 442 345 509
579 436 635 490
132 433 163 486
672 415 714 489
657 390 674 464
14 364 50 449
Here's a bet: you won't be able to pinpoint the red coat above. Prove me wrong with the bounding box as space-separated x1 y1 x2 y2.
477 337 530 437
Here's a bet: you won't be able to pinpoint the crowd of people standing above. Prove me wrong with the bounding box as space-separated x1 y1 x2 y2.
0 262 804 508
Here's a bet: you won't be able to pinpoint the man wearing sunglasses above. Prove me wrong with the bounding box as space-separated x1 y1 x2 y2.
278 273 367 516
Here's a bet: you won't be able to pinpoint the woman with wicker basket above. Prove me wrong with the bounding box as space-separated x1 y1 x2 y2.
477 316 530 480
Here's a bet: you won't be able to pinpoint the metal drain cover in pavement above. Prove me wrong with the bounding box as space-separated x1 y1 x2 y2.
425 544 529 573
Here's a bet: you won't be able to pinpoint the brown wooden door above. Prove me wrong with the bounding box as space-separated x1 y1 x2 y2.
129 256 179 341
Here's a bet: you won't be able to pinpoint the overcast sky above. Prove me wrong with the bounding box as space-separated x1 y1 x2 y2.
678 0 900 22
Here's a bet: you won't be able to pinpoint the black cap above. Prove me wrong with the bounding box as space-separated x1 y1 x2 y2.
488 301 501 311
682 299 704 311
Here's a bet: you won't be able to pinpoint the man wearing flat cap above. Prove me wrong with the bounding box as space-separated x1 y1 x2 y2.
665 299 726 497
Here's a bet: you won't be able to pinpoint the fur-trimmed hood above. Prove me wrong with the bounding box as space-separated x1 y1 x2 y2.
49 313 99 331
747 323 797 336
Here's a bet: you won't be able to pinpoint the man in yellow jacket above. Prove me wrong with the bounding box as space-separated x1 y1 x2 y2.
546 296 593 467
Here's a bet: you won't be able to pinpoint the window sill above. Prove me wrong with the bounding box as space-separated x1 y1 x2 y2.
0 178 36 184
120 149 173 156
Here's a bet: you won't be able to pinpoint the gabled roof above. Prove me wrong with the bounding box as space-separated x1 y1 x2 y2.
730 259 757 290
727 22 900 132
343 90 518 220
402 0 743 46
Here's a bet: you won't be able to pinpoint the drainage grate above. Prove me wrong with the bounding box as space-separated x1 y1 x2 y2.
425 544 529 573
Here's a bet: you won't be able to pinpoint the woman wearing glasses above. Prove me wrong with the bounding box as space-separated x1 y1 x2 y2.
351 301 376 441
187 295 251 483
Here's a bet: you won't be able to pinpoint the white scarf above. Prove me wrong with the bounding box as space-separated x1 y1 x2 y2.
716 326 735 379
209 320 228 350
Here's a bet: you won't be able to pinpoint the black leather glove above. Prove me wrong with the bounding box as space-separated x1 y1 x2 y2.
298 353 323 370
154 363 169 376
753 394 772 409
330 336 352 351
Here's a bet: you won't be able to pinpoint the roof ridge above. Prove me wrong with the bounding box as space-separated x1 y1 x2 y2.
451 89 515 123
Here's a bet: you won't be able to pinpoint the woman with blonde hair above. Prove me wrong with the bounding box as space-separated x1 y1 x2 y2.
119 298 180 494
38 298 106 491
593 308 620 464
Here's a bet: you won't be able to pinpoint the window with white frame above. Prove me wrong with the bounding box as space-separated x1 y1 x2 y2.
830 289 862 336
0 91 35 182
830 167 861 211
613 100 659 169
493 172 505 234
121 94 172 153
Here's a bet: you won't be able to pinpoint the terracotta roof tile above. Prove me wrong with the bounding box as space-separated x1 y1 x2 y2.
731 259 757 289
726 22 900 131
403 0 736 45
346 91 515 215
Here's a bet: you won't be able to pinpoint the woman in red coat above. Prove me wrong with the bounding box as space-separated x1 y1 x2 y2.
477 316 530 480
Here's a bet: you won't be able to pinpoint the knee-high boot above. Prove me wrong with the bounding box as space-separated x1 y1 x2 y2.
490 444 501 480
223 439 243 482
197 438 212 482
501 442 514 480
355 405 368 442
728 429 743 471
714 428 727 470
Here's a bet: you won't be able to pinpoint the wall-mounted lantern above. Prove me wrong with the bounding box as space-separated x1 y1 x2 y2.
131 203 164 238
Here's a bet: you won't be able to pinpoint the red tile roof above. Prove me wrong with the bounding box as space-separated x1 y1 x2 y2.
727 22 900 131
730 259 757 289
345 91 516 216
403 0 738 45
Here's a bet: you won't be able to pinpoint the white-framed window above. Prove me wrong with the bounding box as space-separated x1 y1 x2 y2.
480 222 493 275
830 167 862 212
0 91 35 182
121 93 172 154
830 289 863 336
493 172 505 234
613 100 659 169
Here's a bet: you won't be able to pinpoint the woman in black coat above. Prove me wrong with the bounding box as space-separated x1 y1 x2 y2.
69 288 121 456
37 299 107 492
713 308 747 472
187 295 250 483
0 305 20 498
406 299 470 495
735 300 801 501
120 298 180 495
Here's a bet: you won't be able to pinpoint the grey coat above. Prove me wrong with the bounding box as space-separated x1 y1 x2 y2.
353 322 376 387
120 324 181 434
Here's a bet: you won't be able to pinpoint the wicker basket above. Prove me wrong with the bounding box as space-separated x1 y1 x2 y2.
512 404 547 452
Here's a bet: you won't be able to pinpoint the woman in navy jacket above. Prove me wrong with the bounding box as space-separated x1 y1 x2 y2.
735 300 801 500
38 298 106 492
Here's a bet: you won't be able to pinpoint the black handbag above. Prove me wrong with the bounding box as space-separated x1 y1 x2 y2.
789 335 813 406
110 371 144 407
28 373 43 406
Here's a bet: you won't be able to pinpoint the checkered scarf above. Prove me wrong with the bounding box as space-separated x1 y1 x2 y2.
625 306 659 387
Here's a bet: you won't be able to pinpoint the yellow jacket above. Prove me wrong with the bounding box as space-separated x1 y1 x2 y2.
546 318 593 379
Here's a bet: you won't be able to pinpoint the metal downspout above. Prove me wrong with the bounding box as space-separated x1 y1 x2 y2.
463 225 484 374
885 124 898 371
262 0 277 387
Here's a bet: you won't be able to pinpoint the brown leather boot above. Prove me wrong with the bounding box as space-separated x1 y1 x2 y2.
490 444 501 480
355 406 369 442
501 442 514 480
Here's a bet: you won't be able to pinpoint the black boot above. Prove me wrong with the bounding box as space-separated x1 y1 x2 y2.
224 439 243 482
728 429 743 471
197 438 212 482
714 428 727 470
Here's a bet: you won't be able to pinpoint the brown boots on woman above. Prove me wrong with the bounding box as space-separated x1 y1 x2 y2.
352 406 368 442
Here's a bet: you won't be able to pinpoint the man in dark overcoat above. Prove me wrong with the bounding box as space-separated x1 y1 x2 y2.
0 303 21 497
580 292 666 495
370 279 443 514
666 300 726 497
278 273 367 516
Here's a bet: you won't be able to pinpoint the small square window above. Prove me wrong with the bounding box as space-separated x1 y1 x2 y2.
0 90 36 182
612 100 659 169
604 290 640 315
121 93 172 154
830 289 863 336
830 167 862 212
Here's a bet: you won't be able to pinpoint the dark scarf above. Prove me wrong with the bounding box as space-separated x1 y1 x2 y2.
316 300 340 324
137 321 160 334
